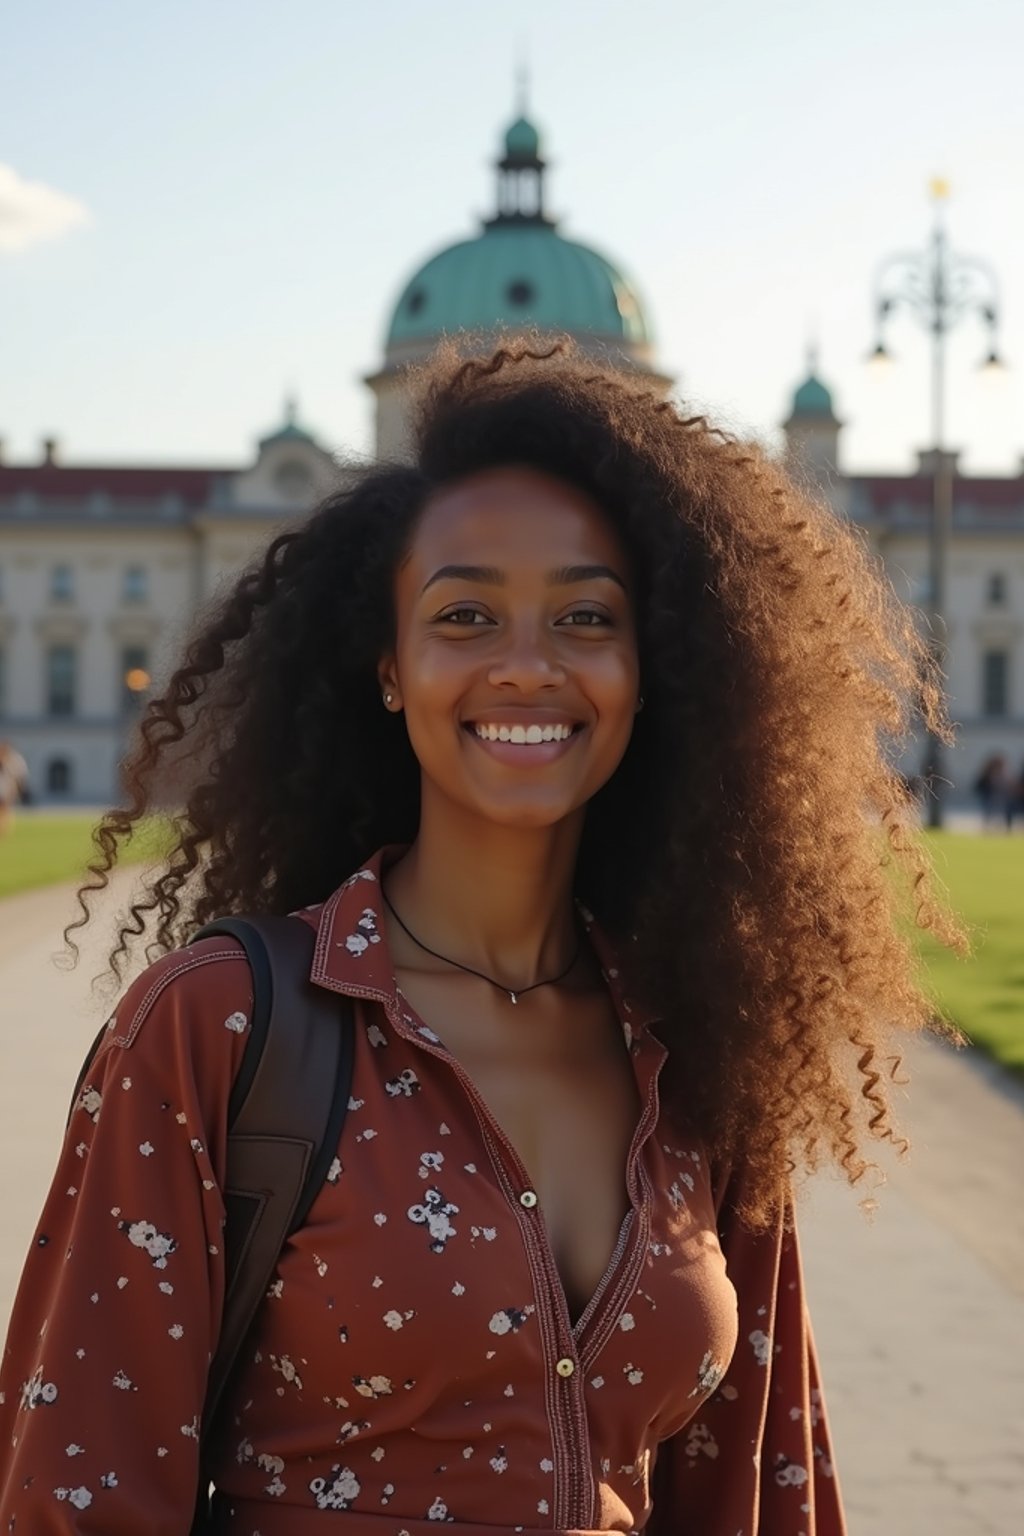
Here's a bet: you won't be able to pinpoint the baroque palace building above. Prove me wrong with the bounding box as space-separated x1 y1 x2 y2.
1 111 1021 804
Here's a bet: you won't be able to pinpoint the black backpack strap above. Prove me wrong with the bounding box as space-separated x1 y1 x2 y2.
189 914 355 1428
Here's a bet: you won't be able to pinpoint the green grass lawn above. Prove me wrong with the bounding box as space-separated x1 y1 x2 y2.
916 831 1024 1077
0 812 170 900
1 815 1020 1076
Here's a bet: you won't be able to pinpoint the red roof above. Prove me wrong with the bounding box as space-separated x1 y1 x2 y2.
851 474 1023 517
0 464 234 508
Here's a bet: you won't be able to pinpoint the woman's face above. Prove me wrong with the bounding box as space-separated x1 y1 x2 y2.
380 464 640 832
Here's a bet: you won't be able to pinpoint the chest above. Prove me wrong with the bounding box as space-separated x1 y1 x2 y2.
234 1014 738 1460
392 976 640 1320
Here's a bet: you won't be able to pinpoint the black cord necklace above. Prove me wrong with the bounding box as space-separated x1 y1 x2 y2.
381 888 582 1006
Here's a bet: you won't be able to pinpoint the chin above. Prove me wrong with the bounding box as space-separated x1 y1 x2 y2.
465 793 583 832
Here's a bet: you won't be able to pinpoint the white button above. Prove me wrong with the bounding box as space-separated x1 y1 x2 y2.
555 1357 575 1379
519 1189 538 1209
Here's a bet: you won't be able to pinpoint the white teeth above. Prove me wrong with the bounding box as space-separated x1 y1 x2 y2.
473 723 575 743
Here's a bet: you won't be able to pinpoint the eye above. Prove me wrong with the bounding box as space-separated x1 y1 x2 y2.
558 608 611 627
436 605 492 626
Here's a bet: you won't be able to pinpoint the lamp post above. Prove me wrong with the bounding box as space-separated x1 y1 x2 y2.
869 180 1004 829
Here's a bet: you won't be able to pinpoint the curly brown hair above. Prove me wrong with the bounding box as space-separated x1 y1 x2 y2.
70 335 967 1225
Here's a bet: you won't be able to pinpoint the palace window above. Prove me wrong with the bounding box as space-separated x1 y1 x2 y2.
274 459 312 499
121 645 151 714
986 572 1007 607
50 564 74 603
47 757 72 795
46 644 76 717
981 650 1009 718
123 565 148 604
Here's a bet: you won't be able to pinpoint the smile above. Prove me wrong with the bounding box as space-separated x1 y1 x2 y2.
470 723 577 744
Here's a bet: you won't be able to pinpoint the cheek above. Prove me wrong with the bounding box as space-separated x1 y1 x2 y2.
589 648 640 712
397 636 468 699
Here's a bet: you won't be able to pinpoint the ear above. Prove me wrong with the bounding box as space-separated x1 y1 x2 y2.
377 656 403 711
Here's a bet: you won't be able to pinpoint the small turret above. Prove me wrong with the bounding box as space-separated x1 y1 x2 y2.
782 349 842 488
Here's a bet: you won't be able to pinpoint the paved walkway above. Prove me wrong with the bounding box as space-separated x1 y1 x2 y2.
0 876 1022 1534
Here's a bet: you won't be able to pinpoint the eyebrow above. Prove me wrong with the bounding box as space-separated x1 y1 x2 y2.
548 564 627 592
421 562 627 594
421 564 504 593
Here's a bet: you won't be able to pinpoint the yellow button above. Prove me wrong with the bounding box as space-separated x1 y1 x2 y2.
555 1357 575 1379
519 1190 538 1209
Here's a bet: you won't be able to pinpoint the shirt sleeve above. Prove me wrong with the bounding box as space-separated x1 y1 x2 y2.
0 937 253 1534
647 1178 847 1536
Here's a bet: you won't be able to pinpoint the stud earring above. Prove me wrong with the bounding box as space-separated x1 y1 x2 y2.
636 694 645 713
383 692 394 707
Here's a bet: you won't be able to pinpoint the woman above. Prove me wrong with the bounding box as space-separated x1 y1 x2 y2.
0 340 965 1534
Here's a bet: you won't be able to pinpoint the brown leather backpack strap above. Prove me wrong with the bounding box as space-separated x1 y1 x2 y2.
187 914 354 1520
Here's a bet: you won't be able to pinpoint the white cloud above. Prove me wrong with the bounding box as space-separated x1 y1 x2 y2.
0 163 90 253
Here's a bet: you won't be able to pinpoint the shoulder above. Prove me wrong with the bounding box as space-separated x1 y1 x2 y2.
104 935 253 1053
74 937 255 1156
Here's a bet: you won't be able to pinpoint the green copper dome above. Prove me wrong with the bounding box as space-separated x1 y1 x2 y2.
791 372 836 419
387 225 650 348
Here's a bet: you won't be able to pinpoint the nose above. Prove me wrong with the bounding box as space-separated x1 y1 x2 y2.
486 619 566 693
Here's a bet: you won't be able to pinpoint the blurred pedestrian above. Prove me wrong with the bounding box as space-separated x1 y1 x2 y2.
972 754 1011 831
0 740 29 837
1005 760 1024 832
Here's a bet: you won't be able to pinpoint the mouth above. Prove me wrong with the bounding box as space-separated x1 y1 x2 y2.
461 719 585 764
465 721 580 745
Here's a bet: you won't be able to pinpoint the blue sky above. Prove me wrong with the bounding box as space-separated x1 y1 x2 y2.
2 0 1022 473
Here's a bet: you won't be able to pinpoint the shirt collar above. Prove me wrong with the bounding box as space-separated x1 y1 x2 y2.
303 846 661 1043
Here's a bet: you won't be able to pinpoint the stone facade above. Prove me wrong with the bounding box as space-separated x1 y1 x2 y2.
0 420 340 802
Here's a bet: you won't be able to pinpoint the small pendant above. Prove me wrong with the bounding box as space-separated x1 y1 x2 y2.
509 991 518 1005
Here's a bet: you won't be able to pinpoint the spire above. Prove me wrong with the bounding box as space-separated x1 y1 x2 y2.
516 51 530 116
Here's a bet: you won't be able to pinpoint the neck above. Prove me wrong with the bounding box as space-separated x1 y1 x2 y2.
384 798 583 987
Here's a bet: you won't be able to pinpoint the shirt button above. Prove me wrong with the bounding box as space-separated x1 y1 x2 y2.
519 1189 538 1209
555 1357 576 1379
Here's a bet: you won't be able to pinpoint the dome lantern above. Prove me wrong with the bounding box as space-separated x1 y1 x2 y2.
490 112 551 227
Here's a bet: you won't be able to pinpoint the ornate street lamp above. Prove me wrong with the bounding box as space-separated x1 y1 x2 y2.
869 180 1004 828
